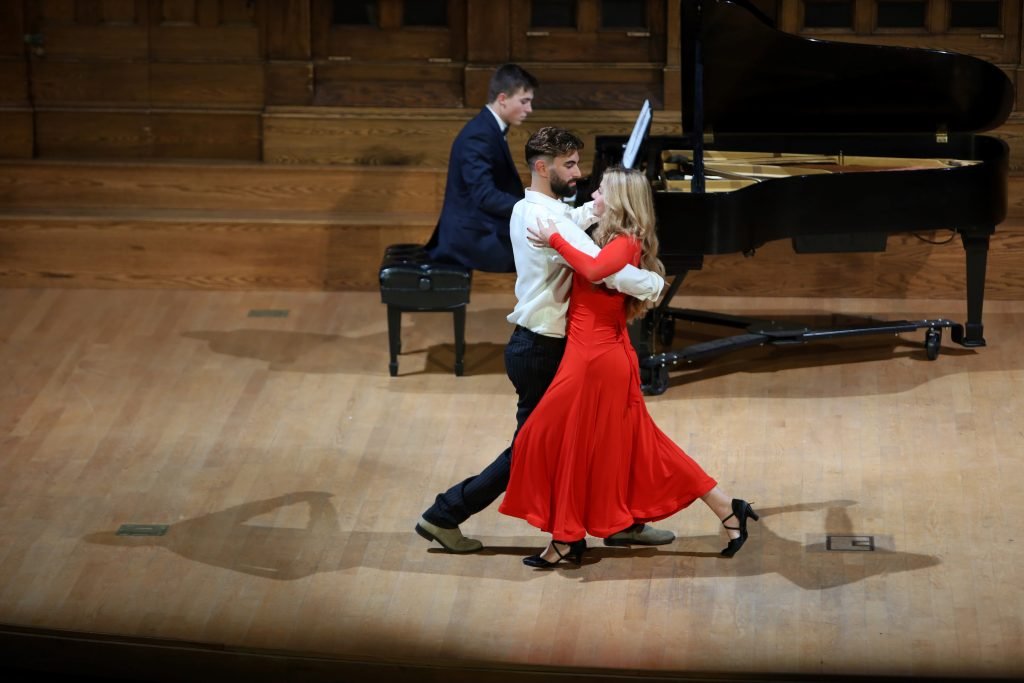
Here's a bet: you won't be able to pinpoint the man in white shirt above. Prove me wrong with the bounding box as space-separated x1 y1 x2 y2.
417 127 675 552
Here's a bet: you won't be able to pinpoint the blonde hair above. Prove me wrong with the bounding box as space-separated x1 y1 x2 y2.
591 167 665 320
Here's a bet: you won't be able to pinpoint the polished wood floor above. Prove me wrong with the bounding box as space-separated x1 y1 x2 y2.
1 288 1022 681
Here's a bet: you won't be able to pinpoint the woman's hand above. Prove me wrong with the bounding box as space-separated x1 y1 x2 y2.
527 217 559 247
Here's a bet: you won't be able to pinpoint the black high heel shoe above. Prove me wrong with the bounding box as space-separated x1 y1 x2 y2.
720 499 759 557
523 539 587 568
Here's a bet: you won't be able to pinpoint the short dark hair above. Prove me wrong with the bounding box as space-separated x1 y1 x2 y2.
524 127 584 167
488 63 538 102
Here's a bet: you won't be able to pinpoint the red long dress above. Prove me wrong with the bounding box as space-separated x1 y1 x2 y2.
499 234 717 540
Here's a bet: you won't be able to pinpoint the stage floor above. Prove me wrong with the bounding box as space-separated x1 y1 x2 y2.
1 288 1022 681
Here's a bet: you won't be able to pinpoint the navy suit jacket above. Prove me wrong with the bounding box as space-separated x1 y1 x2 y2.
426 108 524 273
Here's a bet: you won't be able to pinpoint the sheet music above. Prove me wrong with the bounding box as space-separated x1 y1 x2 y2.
622 99 652 169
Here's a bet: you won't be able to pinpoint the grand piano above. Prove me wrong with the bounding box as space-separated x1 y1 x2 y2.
590 0 1014 395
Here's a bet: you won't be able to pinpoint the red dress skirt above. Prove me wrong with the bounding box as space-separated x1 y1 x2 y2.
499 235 717 540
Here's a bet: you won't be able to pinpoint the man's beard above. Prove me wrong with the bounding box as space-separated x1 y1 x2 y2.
550 174 576 199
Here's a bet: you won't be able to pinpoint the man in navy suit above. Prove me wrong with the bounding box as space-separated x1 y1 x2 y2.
425 64 538 273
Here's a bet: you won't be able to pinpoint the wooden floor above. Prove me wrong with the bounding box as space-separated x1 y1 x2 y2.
1 288 1023 682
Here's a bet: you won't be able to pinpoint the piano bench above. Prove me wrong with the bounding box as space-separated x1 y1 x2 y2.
379 244 472 377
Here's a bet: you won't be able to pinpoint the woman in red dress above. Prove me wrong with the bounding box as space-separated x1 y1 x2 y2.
498 167 757 568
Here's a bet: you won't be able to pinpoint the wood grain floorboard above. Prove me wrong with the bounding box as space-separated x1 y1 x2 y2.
0 289 1022 681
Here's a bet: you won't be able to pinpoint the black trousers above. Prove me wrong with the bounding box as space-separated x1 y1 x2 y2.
424 325 566 528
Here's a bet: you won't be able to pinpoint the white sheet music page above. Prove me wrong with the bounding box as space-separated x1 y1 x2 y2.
622 99 652 170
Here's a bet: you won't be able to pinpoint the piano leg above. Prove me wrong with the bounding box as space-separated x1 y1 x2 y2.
959 231 991 347
631 273 691 395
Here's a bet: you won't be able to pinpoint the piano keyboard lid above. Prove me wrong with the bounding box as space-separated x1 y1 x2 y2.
681 0 1015 138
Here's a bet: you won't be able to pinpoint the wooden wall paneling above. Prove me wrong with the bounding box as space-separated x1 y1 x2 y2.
24 0 151 158
0 111 34 158
0 2 26 58
778 0 801 32
149 1 261 61
150 110 262 159
0 61 29 105
993 117 1024 172
990 0 1023 65
323 27 455 61
853 0 873 34
1008 172 1024 220
663 0 682 111
266 61 314 105
261 106 685 168
30 61 149 106
149 63 265 108
520 63 664 110
509 0 666 62
32 22 150 60
264 0 313 106
262 106 471 166
28 0 149 61
309 0 331 59
666 0 680 67
0 160 445 216
144 1 265 160
682 229 1024 301
512 27 663 63
34 110 152 157
314 0 466 60
463 64 500 108
447 0 469 61
149 24 262 61
265 0 312 60
778 0 1019 65
313 62 464 107
0 215 332 289
0 0 31 159
3 212 1022 294
1014 67 1024 114
662 66 680 111
1 165 1022 294
1018 1 1024 113
323 217 437 290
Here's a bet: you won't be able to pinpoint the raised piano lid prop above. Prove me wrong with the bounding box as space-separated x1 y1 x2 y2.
592 0 1013 395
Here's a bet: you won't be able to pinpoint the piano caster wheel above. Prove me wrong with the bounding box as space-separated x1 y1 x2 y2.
389 361 399 377
924 328 942 360
454 362 464 377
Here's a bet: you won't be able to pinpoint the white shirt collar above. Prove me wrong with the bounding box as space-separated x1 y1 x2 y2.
524 188 571 215
485 104 508 135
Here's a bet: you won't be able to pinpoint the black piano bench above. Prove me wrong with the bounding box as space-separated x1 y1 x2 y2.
379 244 472 377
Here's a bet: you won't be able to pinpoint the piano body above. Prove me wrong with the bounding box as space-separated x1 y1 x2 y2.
591 0 1015 395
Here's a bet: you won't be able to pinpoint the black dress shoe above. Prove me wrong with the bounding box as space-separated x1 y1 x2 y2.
720 499 759 557
523 539 587 568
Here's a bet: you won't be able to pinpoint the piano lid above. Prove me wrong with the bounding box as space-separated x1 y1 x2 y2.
681 0 1014 137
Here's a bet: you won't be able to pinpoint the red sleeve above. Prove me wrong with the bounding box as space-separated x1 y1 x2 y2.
549 233 639 281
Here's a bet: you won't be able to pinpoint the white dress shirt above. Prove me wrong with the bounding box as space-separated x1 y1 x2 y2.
485 104 508 135
507 189 665 337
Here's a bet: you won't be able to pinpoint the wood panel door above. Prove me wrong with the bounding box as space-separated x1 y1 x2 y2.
310 0 468 106
508 0 668 109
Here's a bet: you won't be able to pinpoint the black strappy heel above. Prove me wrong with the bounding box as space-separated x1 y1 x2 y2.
720 499 759 557
523 539 587 568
